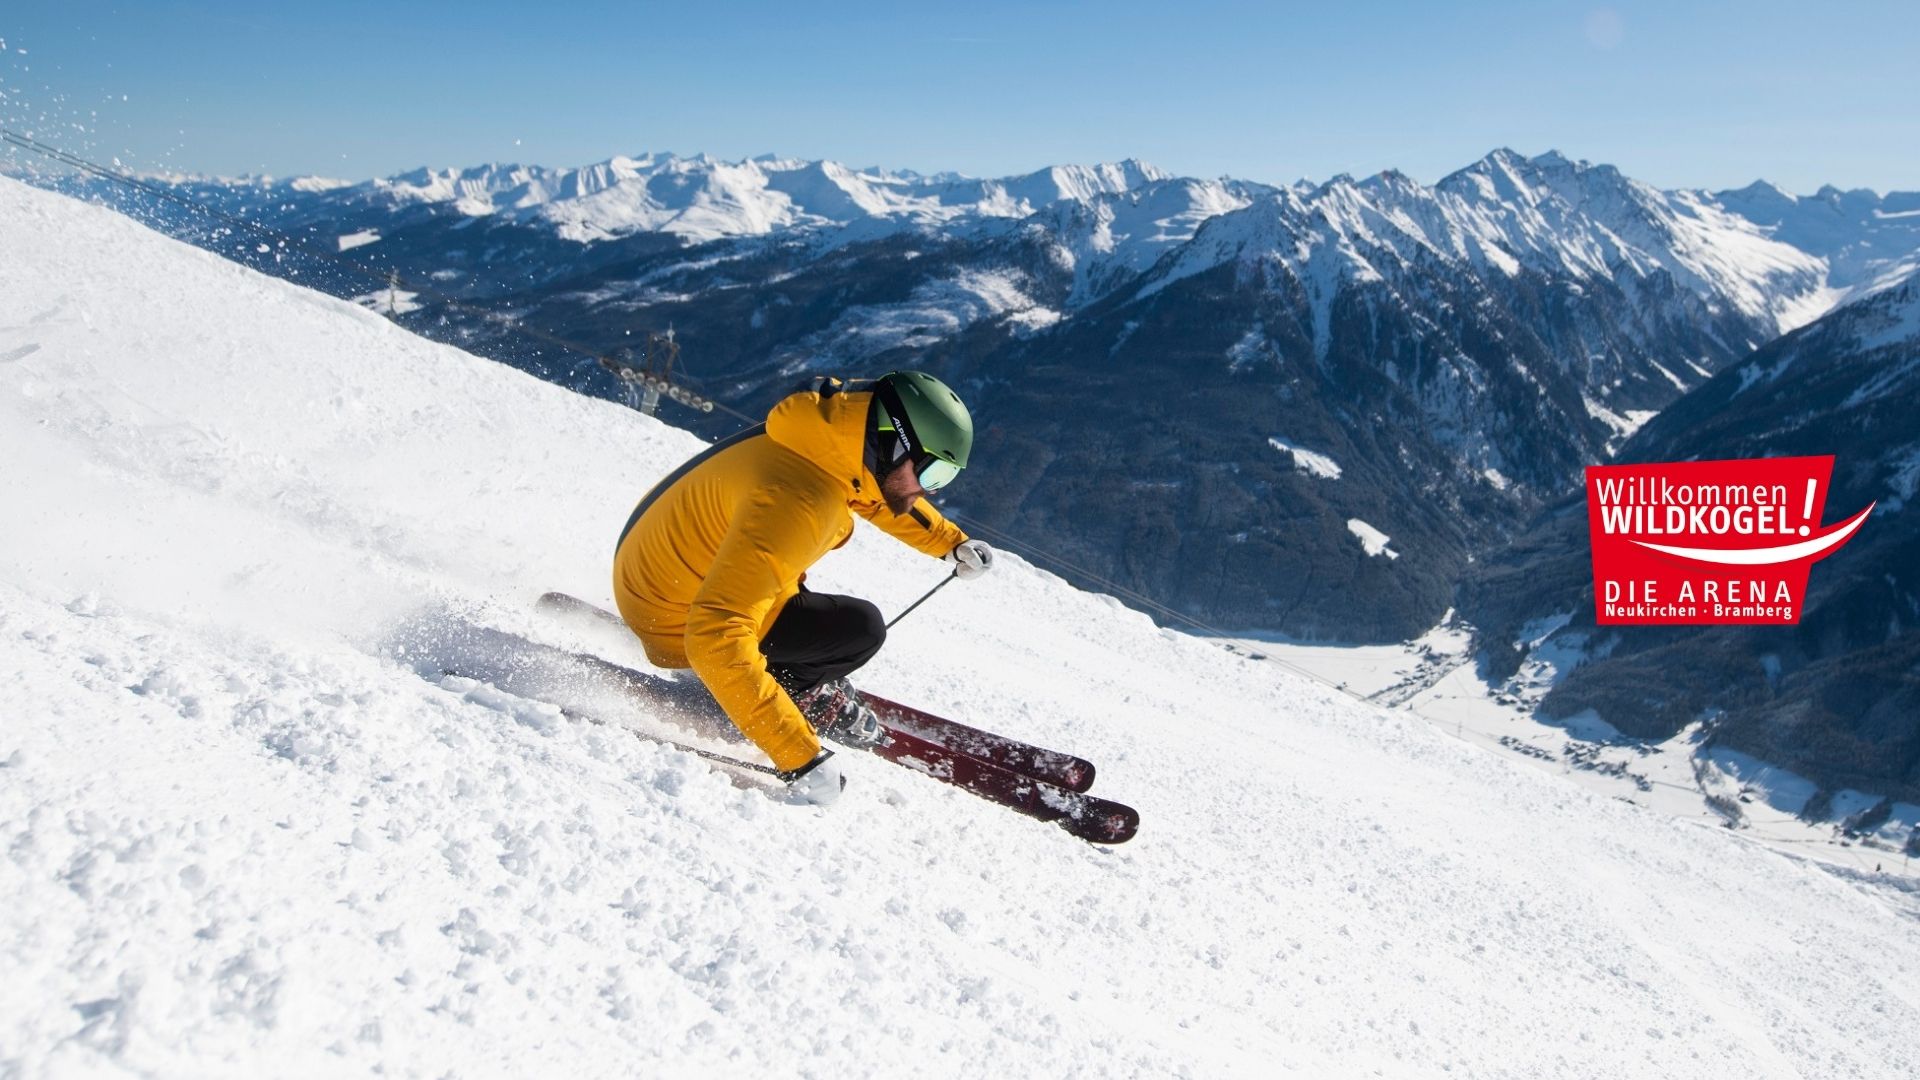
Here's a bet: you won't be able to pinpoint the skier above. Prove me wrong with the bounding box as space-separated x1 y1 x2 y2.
611 372 995 801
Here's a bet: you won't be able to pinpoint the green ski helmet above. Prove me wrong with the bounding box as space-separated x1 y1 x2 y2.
871 370 972 491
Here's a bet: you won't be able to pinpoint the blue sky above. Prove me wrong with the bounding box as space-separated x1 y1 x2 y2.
2 1 1914 193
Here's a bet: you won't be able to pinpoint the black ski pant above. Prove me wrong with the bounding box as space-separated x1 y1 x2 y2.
760 588 886 695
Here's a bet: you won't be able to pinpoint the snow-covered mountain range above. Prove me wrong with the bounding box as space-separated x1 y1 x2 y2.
1462 264 1920 801
1715 178 1920 296
7 171 1920 1080
122 147 1909 308
127 153 1185 243
25 148 1920 642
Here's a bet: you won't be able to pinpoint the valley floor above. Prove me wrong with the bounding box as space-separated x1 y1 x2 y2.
1234 625 1920 882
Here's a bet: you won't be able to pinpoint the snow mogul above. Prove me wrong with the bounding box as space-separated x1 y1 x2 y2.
610 372 995 801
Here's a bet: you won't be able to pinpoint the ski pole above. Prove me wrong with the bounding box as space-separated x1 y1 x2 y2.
887 569 959 630
566 705 784 776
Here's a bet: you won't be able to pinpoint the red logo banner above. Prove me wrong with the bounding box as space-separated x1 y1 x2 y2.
1585 456 1873 625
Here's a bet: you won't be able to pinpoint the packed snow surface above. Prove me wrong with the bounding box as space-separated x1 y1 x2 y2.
4 177 1919 1079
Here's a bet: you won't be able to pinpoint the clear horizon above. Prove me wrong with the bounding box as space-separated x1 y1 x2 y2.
3 1 1915 197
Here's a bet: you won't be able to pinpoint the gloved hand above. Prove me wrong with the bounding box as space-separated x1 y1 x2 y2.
780 750 846 806
945 539 995 580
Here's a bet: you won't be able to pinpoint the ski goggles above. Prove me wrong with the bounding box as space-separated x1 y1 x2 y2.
916 453 963 492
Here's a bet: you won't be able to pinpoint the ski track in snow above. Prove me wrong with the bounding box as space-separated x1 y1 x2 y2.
3 176 1919 1078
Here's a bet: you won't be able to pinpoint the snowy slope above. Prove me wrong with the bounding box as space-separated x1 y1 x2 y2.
4 177 1919 1079
1020 176 1262 305
1140 150 1829 340
1439 151 1828 331
1715 179 1920 292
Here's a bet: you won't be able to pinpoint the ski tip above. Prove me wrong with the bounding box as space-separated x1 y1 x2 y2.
1066 801 1140 845
536 591 628 629
1062 760 1096 793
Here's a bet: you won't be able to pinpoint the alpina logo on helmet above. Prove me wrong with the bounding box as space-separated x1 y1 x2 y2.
874 370 973 492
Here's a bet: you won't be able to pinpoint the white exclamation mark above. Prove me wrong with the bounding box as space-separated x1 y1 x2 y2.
1799 479 1816 537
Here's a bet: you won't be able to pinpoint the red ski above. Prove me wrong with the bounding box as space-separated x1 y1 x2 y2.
865 725 1137 844
534 644 1138 844
536 591 1097 792
856 692 1095 793
533 591 1136 844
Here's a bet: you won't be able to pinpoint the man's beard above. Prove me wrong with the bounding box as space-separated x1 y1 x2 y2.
883 483 919 516
879 459 924 516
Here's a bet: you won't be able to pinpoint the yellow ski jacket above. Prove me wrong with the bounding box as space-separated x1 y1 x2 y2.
611 379 968 772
